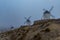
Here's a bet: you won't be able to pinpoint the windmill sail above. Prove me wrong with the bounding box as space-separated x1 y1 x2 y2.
49 6 54 12
24 16 31 25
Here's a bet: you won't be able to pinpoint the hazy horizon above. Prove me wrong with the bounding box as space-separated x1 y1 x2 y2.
0 0 60 31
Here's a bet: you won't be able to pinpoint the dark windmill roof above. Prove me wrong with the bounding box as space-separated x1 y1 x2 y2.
44 10 50 14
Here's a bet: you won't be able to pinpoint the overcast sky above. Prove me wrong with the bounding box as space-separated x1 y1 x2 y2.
0 0 60 30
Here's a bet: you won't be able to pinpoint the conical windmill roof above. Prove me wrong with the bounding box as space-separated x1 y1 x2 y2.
44 10 50 14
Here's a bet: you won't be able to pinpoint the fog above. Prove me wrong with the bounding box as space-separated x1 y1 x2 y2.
0 0 60 31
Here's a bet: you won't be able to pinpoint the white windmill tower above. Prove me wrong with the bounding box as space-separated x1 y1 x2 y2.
24 16 31 25
42 6 55 20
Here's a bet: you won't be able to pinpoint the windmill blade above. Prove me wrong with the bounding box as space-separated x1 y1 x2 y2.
24 21 26 24
43 9 47 11
24 17 27 19
51 14 55 18
49 6 54 12
28 16 31 19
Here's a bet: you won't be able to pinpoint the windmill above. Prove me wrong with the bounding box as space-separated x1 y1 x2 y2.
10 25 14 30
24 16 31 25
42 6 55 20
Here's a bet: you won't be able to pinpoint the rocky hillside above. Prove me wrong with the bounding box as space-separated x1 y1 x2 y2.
0 19 60 40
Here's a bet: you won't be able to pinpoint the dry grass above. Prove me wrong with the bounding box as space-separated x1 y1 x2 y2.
0 19 60 40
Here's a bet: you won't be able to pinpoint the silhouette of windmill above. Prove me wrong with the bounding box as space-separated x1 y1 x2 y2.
10 25 14 30
24 16 31 25
42 6 55 20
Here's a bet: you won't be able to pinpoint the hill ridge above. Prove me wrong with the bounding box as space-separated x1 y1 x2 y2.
0 19 60 40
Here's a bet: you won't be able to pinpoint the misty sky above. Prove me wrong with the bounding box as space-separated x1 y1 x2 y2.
0 0 60 30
